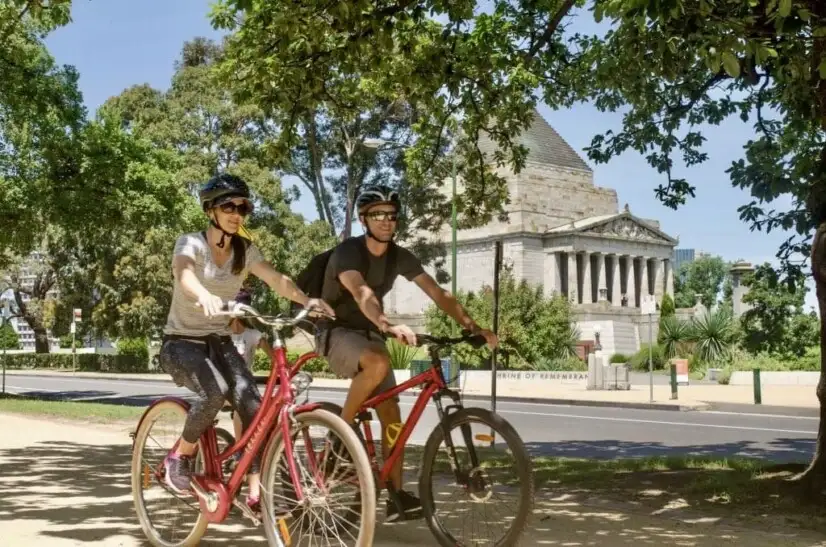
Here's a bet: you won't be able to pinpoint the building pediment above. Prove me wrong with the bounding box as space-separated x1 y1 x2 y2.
546 212 677 245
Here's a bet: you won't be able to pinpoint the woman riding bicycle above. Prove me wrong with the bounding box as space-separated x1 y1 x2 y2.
158 173 334 516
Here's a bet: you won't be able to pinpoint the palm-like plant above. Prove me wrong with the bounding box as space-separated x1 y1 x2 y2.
658 315 692 359
689 308 736 363
386 338 419 370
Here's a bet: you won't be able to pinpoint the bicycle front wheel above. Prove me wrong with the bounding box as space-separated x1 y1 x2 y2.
260 407 376 547
131 399 209 547
419 407 534 547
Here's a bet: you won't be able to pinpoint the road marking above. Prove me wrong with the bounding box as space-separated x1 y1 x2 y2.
491 410 817 435
703 410 819 421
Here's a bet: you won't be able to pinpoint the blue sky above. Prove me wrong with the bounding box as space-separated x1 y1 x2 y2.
44 0 818 312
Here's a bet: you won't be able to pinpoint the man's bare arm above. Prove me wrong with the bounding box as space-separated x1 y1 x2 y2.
412 272 479 333
338 270 392 332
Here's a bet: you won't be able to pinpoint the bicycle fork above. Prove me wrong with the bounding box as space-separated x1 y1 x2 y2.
434 392 486 491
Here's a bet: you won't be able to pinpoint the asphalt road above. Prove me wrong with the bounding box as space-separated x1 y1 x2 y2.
3 374 817 463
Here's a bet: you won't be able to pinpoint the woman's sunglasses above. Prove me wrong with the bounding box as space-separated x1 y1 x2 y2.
218 201 252 216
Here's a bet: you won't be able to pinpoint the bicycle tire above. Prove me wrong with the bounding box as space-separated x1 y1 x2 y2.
259 407 377 546
418 407 534 547
131 400 209 547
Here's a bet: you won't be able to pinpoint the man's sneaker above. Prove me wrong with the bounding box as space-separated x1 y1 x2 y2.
386 490 422 522
163 452 193 494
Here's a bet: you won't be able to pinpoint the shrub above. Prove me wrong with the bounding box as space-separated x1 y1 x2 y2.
2 353 147 373
689 308 736 363
534 356 587 371
658 315 692 359
425 268 578 369
628 344 666 371
610 353 629 363
117 337 149 362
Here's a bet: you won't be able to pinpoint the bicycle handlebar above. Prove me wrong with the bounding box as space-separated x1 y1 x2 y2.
414 331 488 349
195 300 333 330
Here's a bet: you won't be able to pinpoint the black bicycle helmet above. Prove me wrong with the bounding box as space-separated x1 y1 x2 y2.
356 184 400 214
199 173 252 212
199 173 253 248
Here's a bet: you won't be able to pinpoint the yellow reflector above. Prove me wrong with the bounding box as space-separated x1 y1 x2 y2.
143 464 151 489
475 434 494 442
278 518 291 545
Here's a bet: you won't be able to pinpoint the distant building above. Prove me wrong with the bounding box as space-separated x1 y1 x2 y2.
672 248 695 274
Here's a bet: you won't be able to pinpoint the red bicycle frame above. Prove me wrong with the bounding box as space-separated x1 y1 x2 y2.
140 340 323 522
288 349 450 486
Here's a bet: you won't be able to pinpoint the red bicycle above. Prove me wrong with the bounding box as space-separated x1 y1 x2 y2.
299 331 534 547
130 304 376 547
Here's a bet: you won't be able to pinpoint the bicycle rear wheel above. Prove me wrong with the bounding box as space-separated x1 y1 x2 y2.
131 399 209 547
260 407 376 546
419 407 534 547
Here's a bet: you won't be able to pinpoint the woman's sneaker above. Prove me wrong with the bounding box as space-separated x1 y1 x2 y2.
386 490 422 522
163 453 193 494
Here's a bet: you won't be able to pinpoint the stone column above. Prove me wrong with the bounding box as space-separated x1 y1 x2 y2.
595 253 608 302
623 255 635 307
580 251 592 304
664 259 674 296
546 252 563 297
652 258 663 302
567 252 578 304
638 257 649 307
610 254 622 306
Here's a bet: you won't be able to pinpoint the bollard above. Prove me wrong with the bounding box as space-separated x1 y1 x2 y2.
670 363 678 400
753 368 762 405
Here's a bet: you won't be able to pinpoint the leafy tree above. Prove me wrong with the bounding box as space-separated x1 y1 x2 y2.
425 267 578 369
0 0 86 264
579 0 826 492
0 321 19 350
740 263 819 358
209 0 581 234
673 256 729 309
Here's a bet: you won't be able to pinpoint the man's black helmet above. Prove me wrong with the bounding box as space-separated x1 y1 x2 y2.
199 173 252 212
356 184 400 214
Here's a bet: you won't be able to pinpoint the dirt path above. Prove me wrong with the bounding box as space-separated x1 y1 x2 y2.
1 412 824 546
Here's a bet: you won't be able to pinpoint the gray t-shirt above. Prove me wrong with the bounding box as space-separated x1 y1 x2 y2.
163 232 264 337
320 236 424 331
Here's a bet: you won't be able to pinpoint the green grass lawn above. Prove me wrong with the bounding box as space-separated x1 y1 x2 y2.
0 393 146 423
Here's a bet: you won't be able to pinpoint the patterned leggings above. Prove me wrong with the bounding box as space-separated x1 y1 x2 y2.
159 336 262 472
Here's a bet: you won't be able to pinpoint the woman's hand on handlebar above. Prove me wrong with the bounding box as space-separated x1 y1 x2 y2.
306 298 335 318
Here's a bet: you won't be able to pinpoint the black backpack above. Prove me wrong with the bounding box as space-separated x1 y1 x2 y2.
291 236 398 331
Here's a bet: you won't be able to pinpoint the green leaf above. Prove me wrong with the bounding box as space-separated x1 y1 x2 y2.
778 0 792 17
722 51 740 77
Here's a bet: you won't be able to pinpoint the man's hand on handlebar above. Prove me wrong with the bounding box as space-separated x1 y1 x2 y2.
384 323 417 346
476 328 499 350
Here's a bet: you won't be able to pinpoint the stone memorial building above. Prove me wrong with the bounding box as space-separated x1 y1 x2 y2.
385 110 679 357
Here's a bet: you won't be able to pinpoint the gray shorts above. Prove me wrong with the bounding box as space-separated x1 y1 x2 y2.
317 326 398 400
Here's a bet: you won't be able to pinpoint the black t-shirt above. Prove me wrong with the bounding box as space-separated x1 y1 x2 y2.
320 236 425 331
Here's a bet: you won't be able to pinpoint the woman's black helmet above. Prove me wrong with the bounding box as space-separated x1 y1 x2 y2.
199 173 252 212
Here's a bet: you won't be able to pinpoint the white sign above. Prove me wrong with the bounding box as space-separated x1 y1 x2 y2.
640 294 657 315
70 321 76 334
73 308 82 322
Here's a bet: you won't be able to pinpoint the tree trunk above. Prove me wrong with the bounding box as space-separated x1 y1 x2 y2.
794 221 826 496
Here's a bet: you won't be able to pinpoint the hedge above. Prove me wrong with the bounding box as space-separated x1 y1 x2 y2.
0 353 148 373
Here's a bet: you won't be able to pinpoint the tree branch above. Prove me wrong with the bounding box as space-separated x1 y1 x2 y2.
527 0 576 57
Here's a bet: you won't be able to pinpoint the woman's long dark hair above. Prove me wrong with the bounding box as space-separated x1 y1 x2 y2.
230 234 249 275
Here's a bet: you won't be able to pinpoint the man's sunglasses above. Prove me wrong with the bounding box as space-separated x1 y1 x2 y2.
365 211 398 222
218 201 253 216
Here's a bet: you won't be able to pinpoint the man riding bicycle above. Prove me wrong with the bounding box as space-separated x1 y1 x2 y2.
315 183 498 522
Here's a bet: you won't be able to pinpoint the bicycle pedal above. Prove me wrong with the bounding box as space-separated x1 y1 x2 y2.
232 499 261 527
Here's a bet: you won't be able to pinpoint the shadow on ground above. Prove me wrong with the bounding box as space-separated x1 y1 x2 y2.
1 437 824 546
524 437 815 463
